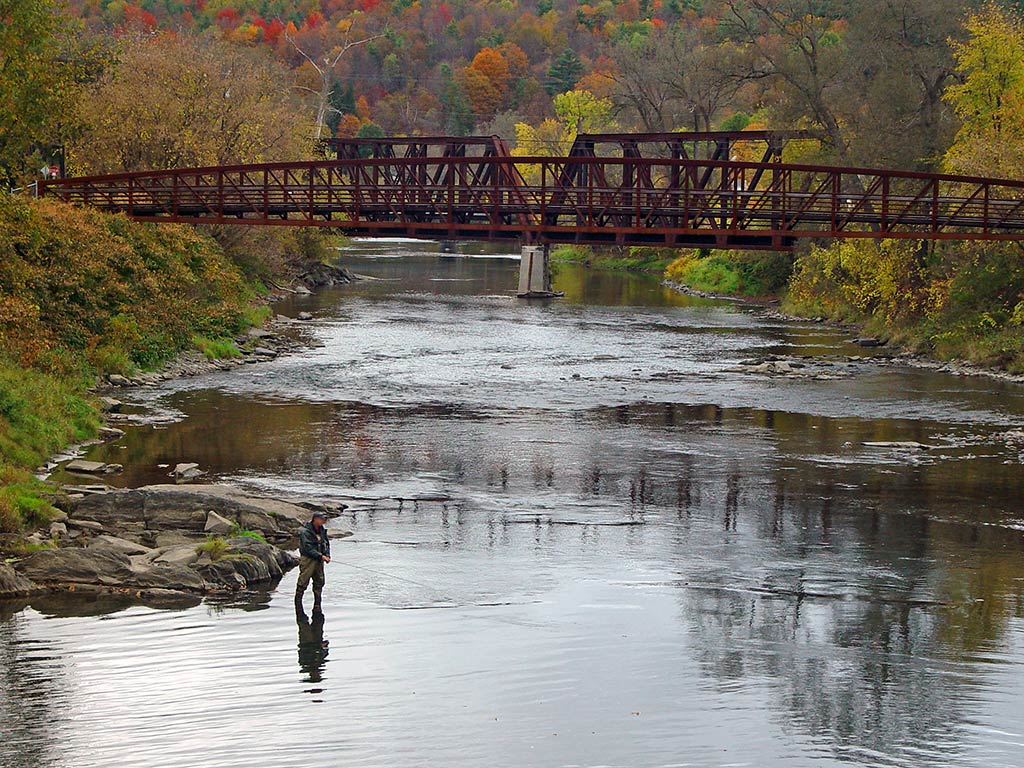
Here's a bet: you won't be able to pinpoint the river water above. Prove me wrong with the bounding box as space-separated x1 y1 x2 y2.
3 241 1024 767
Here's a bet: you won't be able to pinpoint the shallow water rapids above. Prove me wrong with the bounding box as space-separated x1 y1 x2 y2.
3 241 1024 767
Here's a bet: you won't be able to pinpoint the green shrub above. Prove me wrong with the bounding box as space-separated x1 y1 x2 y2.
197 536 230 561
88 344 134 376
192 335 241 360
229 524 266 543
783 239 1024 371
237 304 272 331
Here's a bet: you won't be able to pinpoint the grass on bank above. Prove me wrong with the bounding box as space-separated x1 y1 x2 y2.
197 536 230 561
192 335 241 360
0 362 100 533
665 249 793 297
229 524 266 542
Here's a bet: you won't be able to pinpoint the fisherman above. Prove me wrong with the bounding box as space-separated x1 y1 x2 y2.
295 511 331 607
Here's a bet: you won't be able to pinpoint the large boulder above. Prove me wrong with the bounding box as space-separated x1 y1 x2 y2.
195 536 298 590
0 563 42 598
204 510 234 535
19 548 207 592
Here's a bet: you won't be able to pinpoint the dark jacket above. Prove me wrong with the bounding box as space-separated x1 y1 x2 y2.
299 520 330 561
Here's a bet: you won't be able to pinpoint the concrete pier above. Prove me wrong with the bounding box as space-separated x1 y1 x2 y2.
517 244 561 298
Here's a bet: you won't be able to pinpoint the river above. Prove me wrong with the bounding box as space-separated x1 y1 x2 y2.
3 240 1024 768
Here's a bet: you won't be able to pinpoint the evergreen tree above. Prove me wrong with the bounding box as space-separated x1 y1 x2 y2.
544 50 583 96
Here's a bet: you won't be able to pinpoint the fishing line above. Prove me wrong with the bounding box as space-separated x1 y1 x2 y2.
326 556 545 630
328 557 454 599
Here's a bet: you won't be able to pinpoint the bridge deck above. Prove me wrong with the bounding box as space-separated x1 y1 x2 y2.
40 141 1024 250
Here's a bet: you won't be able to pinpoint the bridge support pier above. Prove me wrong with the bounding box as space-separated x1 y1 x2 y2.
517 244 561 298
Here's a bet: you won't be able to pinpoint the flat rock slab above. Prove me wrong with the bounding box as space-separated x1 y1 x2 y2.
66 460 121 475
98 427 126 441
72 484 352 539
154 545 200 567
170 462 203 481
140 484 337 527
19 548 207 592
89 535 153 556
68 519 105 532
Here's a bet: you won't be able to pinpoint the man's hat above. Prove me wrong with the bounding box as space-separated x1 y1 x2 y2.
311 511 327 521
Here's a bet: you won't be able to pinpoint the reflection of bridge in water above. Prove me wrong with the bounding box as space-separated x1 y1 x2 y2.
40 131 1024 296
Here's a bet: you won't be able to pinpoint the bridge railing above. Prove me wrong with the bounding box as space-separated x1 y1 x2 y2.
39 156 1024 248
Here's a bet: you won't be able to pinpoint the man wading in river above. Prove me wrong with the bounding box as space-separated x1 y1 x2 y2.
296 511 331 609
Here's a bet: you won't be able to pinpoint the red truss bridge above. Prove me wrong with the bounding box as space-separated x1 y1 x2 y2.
39 132 1024 295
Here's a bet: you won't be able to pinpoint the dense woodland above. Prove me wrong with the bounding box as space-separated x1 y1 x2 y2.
4 0 1024 179
2 0 1024 532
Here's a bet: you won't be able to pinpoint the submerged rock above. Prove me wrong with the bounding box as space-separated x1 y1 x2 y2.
852 337 887 347
98 427 126 441
862 441 935 450
170 462 203 481
66 459 122 475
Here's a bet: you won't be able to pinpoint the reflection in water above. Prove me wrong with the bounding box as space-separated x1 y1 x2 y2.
0 611 68 768
5 245 1024 767
296 605 329 687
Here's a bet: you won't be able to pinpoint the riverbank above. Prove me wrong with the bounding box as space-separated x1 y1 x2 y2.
0 195 353 541
663 279 1024 386
659 240 1024 381
550 244 677 274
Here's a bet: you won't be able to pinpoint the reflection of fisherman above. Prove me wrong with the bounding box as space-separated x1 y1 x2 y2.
295 604 328 683
295 511 331 608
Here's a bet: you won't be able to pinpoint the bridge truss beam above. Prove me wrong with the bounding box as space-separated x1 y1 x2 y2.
40 134 1024 251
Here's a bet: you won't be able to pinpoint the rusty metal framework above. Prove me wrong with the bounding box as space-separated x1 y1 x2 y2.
40 133 1024 250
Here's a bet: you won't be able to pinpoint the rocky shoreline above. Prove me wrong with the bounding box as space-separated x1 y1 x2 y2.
34 262 356 478
663 279 1024 385
1 485 351 600
95 262 356 390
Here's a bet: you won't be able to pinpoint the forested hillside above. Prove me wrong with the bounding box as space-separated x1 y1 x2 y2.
7 0 1019 182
